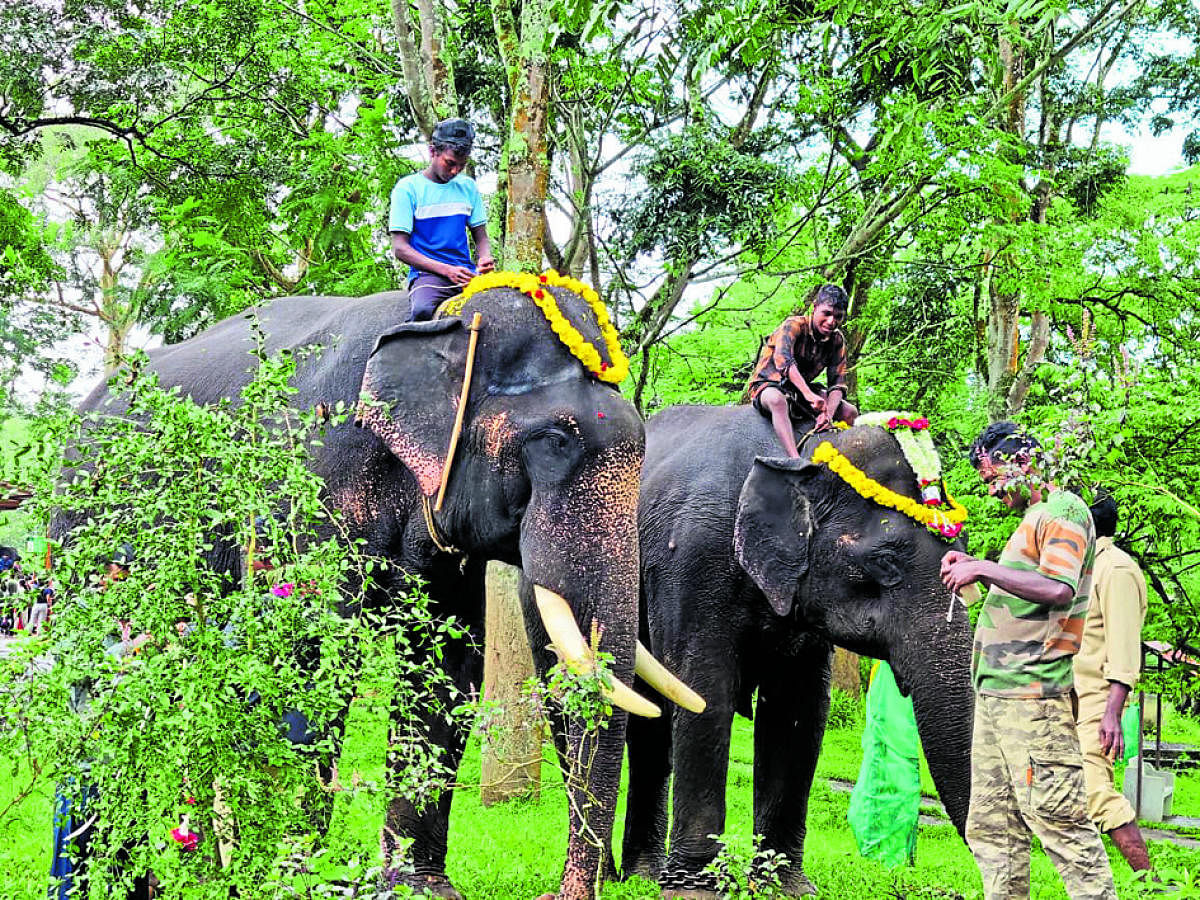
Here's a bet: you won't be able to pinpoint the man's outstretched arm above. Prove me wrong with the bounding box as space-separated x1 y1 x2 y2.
940 550 1074 607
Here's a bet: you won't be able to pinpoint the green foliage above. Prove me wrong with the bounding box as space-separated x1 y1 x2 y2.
1 0 419 352
0 343 459 896
615 124 793 263
827 687 865 730
704 833 790 899
0 189 57 300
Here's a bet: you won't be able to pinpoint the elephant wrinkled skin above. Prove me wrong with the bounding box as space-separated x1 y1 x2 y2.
73 286 671 900
622 405 974 897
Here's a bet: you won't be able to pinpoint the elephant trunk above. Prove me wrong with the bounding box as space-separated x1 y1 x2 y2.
888 593 975 838
520 446 642 900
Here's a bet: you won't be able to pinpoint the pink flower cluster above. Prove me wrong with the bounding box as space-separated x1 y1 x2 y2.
273 579 321 599
886 416 930 431
170 826 200 852
930 522 963 540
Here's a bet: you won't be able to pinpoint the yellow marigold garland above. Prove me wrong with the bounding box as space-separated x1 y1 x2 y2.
451 270 630 384
811 441 968 540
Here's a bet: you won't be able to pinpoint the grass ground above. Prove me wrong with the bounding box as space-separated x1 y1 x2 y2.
3 685 1199 898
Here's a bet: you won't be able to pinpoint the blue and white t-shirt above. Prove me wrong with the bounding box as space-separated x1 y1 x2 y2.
388 172 487 282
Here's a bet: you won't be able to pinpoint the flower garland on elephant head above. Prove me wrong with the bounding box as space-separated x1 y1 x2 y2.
445 270 630 385
812 411 968 540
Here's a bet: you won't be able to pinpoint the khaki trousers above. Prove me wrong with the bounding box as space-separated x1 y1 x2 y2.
967 693 1116 900
1074 685 1138 832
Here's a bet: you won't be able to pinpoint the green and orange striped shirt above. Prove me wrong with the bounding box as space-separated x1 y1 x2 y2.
971 490 1096 699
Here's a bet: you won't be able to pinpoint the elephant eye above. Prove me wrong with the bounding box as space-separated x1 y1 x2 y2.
530 429 570 454
522 427 583 484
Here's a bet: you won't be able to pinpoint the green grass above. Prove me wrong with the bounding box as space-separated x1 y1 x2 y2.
4 694 1200 898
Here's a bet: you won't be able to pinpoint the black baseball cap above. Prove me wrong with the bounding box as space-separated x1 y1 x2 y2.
431 118 475 153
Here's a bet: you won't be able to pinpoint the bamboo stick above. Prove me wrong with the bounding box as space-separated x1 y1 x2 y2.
435 313 483 512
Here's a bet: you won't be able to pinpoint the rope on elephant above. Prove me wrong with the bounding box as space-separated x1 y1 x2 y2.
435 312 483 511
421 495 466 569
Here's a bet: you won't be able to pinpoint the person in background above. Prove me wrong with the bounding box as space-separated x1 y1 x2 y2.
1074 490 1152 871
940 422 1116 900
389 118 494 322
2 578 20 634
28 585 53 634
746 283 859 456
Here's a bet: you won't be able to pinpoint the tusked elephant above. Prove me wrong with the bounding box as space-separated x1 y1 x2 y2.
71 283 698 900
621 405 974 897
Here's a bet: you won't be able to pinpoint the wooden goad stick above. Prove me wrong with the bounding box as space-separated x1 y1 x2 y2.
435 312 483 512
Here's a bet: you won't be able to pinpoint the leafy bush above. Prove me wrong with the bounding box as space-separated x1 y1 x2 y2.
0 342 458 896
704 833 789 900
827 687 865 730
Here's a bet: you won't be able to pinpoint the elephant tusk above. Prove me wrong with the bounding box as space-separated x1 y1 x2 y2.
533 586 661 718
635 642 706 714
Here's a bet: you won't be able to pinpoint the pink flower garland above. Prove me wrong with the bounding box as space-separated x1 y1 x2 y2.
885 416 930 431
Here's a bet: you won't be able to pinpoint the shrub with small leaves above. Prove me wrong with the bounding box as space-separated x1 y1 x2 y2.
827 687 865 730
0 339 458 897
704 833 790 900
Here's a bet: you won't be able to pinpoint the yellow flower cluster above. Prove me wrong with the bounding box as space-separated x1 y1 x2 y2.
811 441 968 539
437 296 468 318
458 270 630 384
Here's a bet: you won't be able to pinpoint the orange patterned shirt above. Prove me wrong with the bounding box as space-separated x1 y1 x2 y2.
748 315 848 399
972 490 1096 699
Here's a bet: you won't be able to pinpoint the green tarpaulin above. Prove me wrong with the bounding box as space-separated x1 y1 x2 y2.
848 661 921 868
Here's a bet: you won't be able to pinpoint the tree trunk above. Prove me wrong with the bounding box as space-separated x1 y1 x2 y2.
391 0 459 139
481 562 542 804
986 287 1021 421
984 25 1030 422
99 239 127 373
832 647 861 697
494 0 552 272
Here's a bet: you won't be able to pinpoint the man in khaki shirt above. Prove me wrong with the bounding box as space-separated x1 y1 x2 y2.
1074 491 1151 871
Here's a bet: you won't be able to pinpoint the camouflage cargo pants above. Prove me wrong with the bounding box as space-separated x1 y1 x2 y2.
967 693 1116 900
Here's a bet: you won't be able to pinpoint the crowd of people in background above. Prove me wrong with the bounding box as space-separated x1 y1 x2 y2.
0 547 56 637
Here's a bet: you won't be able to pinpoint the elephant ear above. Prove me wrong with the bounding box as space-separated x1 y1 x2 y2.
733 457 820 617
356 318 468 497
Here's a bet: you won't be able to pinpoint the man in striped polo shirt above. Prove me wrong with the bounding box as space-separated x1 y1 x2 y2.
390 118 495 321
940 422 1116 900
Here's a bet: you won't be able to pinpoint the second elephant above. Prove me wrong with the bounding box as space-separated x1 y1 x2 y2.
622 405 974 896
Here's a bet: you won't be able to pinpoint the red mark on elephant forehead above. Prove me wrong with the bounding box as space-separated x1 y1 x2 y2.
597 412 606 419
836 533 860 547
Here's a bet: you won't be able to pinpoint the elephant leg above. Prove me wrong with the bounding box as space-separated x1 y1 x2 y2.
621 669 672 879
380 558 486 898
519 573 628 888
660 688 737 894
752 635 832 897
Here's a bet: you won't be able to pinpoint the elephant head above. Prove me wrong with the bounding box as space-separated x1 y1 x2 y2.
355 282 698 890
732 425 973 835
